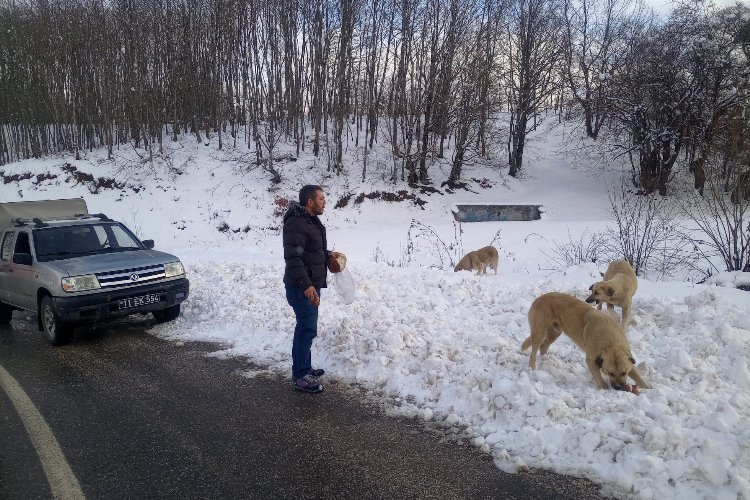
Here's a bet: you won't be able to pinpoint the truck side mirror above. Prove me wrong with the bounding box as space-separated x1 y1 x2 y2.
13 253 32 266
142 239 155 249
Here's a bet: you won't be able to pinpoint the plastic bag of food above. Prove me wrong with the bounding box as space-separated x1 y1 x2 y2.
331 267 356 305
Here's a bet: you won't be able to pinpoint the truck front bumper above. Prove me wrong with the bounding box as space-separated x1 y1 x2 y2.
53 278 190 324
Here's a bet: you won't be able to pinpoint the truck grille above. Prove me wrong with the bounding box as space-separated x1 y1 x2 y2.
96 264 166 288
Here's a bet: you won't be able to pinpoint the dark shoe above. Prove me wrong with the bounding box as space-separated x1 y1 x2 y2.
310 368 325 377
294 375 323 393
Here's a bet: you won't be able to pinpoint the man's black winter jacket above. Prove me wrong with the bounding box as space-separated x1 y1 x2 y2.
282 201 329 290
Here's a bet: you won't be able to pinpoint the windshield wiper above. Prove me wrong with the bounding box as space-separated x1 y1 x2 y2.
37 251 76 258
72 250 109 256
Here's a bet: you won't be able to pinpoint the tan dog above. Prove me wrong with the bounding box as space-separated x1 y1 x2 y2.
454 246 498 275
521 292 651 391
586 259 638 327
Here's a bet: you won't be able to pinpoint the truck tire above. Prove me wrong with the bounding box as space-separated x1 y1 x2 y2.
40 295 73 345
153 304 180 323
0 302 11 324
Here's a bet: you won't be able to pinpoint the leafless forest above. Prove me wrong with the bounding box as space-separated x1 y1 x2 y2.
0 0 748 196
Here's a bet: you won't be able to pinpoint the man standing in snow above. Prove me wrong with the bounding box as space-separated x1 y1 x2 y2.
283 185 341 393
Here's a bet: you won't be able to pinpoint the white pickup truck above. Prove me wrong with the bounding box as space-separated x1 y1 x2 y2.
0 198 189 345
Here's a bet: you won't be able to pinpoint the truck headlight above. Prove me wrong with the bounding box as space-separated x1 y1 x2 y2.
61 275 101 292
164 261 185 278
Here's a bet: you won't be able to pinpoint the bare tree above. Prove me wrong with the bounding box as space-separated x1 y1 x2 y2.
331 0 357 174
608 3 749 196
305 0 332 158
683 2 750 195
561 0 639 139
433 0 462 159
677 158 750 273
446 4 491 186
415 0 445 184
608 21 689 195
605 181 684 277
474 0 504 157
504 0 563 177
388 0 425 185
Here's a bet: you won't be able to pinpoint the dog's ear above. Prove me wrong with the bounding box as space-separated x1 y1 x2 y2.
588 284 594 291
606 286 614 297
629 357 636 365
595 356 603 368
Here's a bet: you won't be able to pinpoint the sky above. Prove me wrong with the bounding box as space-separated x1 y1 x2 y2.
2 118 749 500
642 0 749 20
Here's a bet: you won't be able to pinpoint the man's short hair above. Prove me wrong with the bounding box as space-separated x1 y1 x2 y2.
299 185 323 206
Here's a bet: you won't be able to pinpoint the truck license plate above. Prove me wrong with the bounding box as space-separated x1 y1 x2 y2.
118 293 161 310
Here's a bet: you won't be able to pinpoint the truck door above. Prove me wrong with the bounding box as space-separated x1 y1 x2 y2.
0 231 15 303
10 231 37 310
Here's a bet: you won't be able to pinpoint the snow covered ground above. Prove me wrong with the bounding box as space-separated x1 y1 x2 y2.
2 120 748 499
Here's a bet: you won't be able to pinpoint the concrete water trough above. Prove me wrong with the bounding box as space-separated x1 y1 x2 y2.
452 204 544 222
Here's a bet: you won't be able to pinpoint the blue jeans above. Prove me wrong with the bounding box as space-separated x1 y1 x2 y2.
285 286 319 380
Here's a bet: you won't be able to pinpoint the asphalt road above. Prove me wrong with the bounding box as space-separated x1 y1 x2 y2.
0 313 614 500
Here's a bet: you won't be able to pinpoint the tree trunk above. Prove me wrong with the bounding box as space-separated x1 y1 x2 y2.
508 112 528 177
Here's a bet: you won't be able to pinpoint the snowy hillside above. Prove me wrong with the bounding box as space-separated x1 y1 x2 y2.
2 120 748 500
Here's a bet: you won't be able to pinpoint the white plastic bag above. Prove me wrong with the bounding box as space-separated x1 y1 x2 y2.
331 268 356 305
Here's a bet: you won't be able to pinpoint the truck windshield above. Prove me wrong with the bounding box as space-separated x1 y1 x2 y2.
33 223 143 262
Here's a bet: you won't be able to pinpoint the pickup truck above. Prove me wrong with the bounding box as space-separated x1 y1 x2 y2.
0 198 189 345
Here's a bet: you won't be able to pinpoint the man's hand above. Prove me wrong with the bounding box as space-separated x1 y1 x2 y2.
328 251 343 273
304 286 320 306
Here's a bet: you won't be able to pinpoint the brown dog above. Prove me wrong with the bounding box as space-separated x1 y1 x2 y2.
522 292 651 391
586 259 638 327
454 246 498 275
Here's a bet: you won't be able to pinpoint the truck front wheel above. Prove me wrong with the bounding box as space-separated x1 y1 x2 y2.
0 302 11 324
40 295 73 345
153 304 180 323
